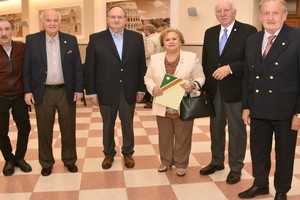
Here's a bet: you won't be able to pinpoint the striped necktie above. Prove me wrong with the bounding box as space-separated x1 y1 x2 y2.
262 35 276 59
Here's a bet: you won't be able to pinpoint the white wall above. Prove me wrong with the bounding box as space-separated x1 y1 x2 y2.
1 0 263 60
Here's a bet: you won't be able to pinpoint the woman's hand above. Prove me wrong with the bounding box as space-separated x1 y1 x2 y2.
152 86 163 96
183 81 195 93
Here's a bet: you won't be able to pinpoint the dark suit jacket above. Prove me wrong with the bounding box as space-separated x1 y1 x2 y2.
242 24 300 120
84 28 146 106
23 31 83 105
202 20 257 103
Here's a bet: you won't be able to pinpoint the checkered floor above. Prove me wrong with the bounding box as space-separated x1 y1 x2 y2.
1 101 300 200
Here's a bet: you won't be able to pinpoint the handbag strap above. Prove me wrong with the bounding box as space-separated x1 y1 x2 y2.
194 81 202 91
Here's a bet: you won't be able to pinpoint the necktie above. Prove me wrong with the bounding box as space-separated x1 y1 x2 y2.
219 29 228 55
262 35 276 59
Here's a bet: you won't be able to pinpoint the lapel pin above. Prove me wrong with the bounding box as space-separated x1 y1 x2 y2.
64 41 67 43
282 42 285 46
234 29 237 31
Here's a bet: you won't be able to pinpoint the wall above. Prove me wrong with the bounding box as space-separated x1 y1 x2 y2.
1 0 263 60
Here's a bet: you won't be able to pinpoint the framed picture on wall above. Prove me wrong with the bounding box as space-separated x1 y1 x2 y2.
106 0 170 33
39 6 83 38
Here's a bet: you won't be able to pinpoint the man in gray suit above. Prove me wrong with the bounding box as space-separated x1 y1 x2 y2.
199 0 257 184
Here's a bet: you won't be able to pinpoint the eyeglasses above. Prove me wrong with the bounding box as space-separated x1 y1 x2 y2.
108 16 126 20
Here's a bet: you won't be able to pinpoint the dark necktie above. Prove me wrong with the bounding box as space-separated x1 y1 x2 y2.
262 35 276 58
219 29 228 55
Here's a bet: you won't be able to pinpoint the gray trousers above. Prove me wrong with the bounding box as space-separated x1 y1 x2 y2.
210 87 247 172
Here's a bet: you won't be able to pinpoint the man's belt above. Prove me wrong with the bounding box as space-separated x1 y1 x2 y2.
45 84 65 89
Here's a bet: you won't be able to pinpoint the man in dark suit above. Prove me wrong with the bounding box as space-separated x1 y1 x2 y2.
239 0 300 199
199 0 257 184
85 5 146 170
23 9 83 176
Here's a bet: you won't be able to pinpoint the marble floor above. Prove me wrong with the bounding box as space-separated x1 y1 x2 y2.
0 101 300 200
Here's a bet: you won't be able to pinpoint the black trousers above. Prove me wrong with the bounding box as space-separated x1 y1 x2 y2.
0 95 31 161
250 118 298 193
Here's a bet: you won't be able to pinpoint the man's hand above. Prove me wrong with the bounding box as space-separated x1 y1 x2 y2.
242 109 251 125
212 65 232 80
25 93 35 105
291 115 300 131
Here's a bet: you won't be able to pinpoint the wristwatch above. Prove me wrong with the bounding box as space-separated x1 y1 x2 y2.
295 113 300 118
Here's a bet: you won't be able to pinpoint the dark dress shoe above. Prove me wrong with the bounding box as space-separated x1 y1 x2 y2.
102 157 114 169
15 159 32 173
3 160 15 176
238 185 269 199
124 155 135 168
274 192 287 200
64 164 78 173
144 102 152 108
41 167 52 176
226 170 241 184
199 163 224 175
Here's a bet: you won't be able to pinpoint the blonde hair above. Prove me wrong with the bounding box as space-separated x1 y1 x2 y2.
159 28 185 47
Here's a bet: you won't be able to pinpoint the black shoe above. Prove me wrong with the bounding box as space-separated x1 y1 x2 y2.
238 185 269 199
15 159 32 173
64 164 78 173
199 163 224 175
144 102 152 108
41 167 52 176
3 160 15 176
226 170 241 184
274 192 287 200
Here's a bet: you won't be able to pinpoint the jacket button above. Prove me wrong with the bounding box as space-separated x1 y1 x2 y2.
255 89 259 93
256 76 259 79
269 90 272 93
270 76 274 79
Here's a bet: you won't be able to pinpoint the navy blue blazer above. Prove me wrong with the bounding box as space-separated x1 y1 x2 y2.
84 28 146 106
23 31 83 105
242 24 300 120
202 20 257 103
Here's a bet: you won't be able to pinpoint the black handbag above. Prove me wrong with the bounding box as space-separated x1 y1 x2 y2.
179 83 215 120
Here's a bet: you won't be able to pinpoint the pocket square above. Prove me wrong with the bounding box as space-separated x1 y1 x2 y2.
67 50 73 54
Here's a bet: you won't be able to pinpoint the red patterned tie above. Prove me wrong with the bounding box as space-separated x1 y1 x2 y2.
262 35 276 59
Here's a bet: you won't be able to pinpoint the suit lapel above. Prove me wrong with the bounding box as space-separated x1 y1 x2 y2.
122 29 129 62
59 32 66 62
258 25 289 74
104 29 121 61
262 25 289 66
175 50 184 74
221 21 239 56
39 31 47 64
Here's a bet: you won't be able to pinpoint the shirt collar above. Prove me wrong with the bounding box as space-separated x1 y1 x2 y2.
45 32 59 43
109 28 124 38
221 20 235 34
264 29 281 40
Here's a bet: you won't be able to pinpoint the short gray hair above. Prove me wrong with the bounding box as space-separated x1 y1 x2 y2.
40 9 62 22
259 0 287 12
